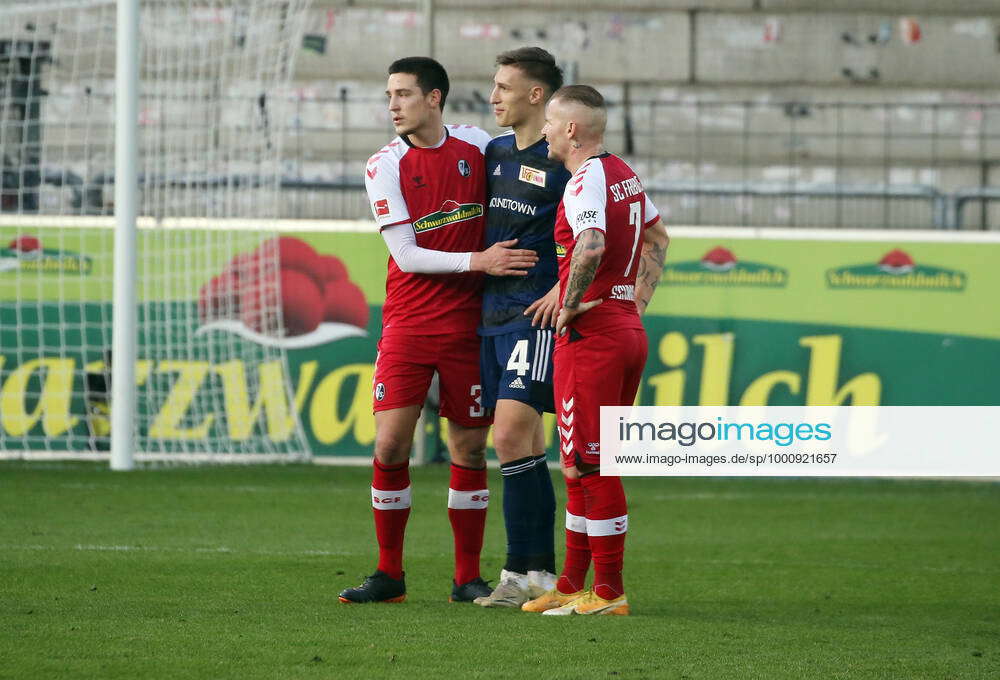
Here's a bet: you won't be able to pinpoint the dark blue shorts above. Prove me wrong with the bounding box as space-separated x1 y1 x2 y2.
480 327 555 414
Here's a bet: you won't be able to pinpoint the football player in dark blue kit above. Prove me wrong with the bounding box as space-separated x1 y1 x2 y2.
474 47 571 608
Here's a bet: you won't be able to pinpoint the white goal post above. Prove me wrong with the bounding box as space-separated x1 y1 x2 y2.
112 0 139 470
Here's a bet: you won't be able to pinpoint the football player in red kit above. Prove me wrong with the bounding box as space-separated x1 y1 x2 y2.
339 57 538 604
522 85 670 616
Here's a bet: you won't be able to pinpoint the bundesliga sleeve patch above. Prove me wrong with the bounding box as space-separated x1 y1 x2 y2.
374 199 390 217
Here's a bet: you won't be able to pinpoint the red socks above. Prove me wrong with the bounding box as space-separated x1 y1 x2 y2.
372 460 624 600
371 460 489 586
371 458 411 580
557 474 591 594
580 473 628 600
447 464 489 585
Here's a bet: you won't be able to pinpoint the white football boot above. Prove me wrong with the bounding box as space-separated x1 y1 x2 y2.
473 569 531 608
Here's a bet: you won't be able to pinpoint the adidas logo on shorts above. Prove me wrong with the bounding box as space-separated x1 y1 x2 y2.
508 377 526 390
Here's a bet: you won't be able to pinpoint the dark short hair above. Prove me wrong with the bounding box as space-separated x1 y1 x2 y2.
495 46 563 96
551 84 605 110
388 56 449 110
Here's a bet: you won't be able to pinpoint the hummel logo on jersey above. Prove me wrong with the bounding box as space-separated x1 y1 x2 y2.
569 164 589 196
508 377 526 390
412 176 426 188
493 164 502 176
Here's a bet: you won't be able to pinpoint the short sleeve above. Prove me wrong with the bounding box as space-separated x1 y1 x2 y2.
364 145 410 230
448 124 491 155
562 160 607 238
643 193 660 227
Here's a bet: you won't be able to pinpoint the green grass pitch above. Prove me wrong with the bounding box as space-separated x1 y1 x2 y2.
2 462 998 679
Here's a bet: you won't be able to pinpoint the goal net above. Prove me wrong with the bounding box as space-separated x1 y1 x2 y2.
0 0 313 462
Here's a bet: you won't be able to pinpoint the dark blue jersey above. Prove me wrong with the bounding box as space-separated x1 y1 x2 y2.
480 133 571 335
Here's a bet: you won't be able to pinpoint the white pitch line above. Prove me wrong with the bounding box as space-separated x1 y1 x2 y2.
50 482 357 494
648 487 999 501
1 544 354 558
628 555 999 576
8 544 994 576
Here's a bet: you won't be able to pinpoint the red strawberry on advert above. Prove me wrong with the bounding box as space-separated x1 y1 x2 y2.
9 235 41 253
224 250 264 282
256 236 323 287
322 279 369 329
239 276 281 335
197 270 240 323
278 268 324 336
701 246 737 272
878 249 915 274
317 254 348 282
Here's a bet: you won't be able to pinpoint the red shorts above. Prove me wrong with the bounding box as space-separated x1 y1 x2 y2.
373 331 492 428
554 328 648 466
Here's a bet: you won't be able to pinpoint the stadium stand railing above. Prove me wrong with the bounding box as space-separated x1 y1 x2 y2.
10 93 1000 230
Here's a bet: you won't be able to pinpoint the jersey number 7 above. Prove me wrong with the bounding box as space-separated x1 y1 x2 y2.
623 200 642 277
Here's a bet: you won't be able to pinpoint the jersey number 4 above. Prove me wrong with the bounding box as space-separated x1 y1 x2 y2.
506 339 530 376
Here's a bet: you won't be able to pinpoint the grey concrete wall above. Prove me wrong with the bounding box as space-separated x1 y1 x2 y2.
296 8 427 80
313 0 998 13
435 9 689 82
20 2 1000 226
38 76 1000 173
297 8 1000 88
761 2 1000 15
296 7 690 83
696 13 1000 87
311 1 753 9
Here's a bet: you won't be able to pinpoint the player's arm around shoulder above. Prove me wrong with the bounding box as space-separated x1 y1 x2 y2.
470 240 538 276
447 124 493 155
470 125 493 155
635 218 669 316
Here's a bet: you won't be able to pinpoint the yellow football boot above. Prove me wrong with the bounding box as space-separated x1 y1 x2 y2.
521 587 585 613
541 589 630 616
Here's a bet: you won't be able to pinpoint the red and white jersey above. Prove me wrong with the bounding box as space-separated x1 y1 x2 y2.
365 124 491 334
554 153 660 337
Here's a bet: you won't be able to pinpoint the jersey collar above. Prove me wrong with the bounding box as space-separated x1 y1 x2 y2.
402 126 449 150
514 135 547 154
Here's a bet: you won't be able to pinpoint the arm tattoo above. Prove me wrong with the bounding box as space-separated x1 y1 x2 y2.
635 235 667 314
563 229 605 309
